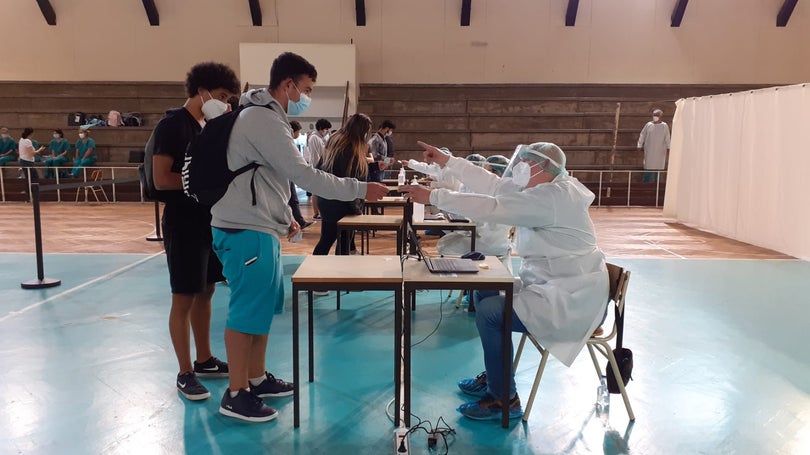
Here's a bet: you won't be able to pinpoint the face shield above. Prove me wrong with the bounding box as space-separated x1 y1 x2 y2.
503 143 567 180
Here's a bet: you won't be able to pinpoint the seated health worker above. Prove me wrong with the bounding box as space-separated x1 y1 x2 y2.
400 141 609 421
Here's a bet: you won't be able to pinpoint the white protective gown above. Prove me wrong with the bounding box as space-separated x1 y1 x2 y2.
637 121 671 170
432 156 608 366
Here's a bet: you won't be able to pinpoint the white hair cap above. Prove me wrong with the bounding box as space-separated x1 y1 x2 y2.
516 142 567 176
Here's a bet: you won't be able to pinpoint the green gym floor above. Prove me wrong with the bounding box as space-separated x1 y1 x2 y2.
2 251 809 454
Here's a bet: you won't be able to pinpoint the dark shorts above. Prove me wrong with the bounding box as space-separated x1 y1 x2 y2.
162 200 224 294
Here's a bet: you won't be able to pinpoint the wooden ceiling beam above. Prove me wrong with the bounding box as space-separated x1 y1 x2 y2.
35 0 56 26
671 0 689 27
141 0 159 26
777 0 798 27
565 0 579 27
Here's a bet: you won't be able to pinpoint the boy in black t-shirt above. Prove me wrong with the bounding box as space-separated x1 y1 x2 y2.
151 62 240 401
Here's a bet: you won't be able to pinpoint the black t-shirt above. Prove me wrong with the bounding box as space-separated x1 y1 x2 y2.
152 107 201 204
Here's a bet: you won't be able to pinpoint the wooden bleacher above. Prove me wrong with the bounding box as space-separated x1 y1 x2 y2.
359 83 770 205
0 81 771 205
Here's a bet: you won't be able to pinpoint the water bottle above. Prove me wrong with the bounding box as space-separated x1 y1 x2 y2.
596 375 610 416
398 167 406 186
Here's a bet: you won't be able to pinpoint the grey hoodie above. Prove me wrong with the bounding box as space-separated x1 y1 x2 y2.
211 89 367 239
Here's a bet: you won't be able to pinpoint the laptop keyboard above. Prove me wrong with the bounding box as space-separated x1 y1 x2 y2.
426 257 467 272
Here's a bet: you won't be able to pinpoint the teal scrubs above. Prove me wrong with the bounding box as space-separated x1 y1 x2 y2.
71 138 97 177
0 137 18 166
44 138 72 178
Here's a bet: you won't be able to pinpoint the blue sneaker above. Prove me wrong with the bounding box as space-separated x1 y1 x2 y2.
219 389 278 422
176 372 210 401
250 372 294 398
457 371 488 397
458 393 523 420
193 356 229 378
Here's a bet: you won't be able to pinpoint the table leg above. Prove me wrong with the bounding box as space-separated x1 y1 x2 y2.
293 285 300 428
502 289 512 428
395 288 403 427
471 226 476 252
404 288 411 427
308 290 315 382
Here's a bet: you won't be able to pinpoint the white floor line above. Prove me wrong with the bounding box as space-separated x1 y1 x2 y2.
0 251 164 324
643 240 687 259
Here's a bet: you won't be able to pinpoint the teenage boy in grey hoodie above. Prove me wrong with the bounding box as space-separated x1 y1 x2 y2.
210 52 388 422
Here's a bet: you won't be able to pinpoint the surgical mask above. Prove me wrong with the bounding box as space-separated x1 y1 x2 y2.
286 84 311 116
512 161 540 188
653 116 660 122
79 133 86 139
53 134 60 139
386 131 393 137
2 134 9 139
323 133 330 142
201 93 229 120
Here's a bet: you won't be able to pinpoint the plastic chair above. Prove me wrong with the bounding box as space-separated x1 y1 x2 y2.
75 169 109 203
512 263 634 422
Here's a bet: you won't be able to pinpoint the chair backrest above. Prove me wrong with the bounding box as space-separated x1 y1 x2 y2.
599 263 630 343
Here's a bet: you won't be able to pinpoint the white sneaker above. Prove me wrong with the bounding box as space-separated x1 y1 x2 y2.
313 290 330 296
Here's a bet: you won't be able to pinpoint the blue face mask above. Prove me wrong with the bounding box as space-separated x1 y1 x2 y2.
287 84 311 116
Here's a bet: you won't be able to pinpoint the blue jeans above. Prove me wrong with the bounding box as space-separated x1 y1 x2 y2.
474 293 528 401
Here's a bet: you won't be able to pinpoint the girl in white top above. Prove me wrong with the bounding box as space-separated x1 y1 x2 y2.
18 127 45 180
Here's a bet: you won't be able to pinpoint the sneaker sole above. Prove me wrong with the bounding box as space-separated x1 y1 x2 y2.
178 389 211 401
194 371 229 378
255 390 294 398
219 406 278 422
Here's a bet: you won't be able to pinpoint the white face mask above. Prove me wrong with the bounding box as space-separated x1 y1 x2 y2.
201 93 229 120
653 116 661 122
78 133 86 139
512 161 539 188
1 134 8 139
53 134 60 139
386 131 393 137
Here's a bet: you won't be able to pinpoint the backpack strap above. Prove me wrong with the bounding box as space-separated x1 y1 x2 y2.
230 102 271 206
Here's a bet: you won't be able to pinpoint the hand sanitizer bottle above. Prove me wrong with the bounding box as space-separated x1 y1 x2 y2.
398 167 406 186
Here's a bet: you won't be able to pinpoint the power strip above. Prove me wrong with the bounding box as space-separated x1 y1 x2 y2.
394 427 410 454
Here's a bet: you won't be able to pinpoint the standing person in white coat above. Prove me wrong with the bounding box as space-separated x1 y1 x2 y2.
400 141 608 421
637 108 671 183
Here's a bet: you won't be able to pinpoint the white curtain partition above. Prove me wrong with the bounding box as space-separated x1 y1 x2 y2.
663 83 810 260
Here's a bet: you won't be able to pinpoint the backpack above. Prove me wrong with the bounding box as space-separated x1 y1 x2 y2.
138 130 173 202
122 112 142 126
181 104 268 206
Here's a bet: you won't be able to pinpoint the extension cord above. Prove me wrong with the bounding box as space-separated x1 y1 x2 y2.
394 427 410 454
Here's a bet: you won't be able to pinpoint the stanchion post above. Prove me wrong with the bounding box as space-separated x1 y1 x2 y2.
21 183 61 289
146 199 163 242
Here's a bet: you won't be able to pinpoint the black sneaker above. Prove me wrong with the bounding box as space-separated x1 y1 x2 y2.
193 356 229 378
251 372 294 398
176 372 211 401
219 389 278 422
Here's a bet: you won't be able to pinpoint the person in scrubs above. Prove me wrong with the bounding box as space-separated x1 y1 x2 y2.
71 128 97 178
44 129 72 178
400 141 608 420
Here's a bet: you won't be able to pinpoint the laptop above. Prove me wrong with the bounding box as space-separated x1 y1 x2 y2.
407 223 479 273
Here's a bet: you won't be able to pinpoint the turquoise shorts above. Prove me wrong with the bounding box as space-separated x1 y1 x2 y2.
212 228 284 335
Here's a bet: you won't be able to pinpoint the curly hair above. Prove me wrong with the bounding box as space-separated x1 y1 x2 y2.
185 62 240 98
